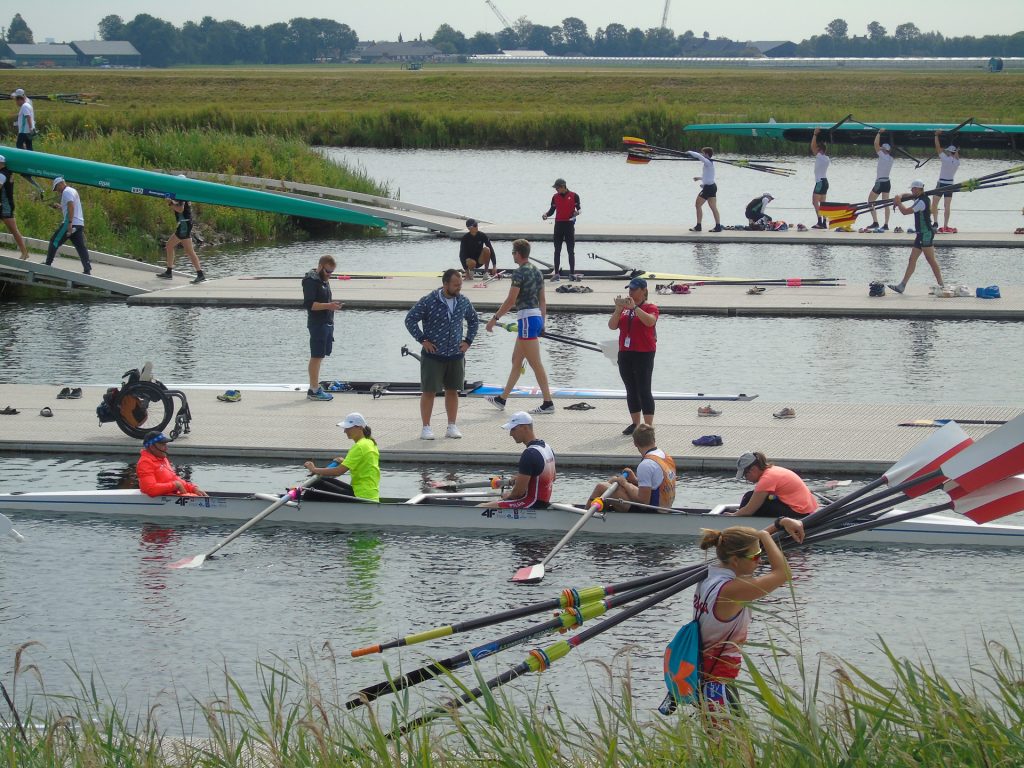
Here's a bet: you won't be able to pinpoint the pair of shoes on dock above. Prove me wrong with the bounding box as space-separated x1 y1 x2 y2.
217 390 242 402
56 387 82 399
420 425 462 440
156 269 206 283
307 387 333 402
773 407 796 419
698 406 721 417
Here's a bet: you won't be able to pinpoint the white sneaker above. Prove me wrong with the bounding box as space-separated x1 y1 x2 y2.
420 426 436 440
445 424 462 439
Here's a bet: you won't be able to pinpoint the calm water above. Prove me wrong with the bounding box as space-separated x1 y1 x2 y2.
1 148 1022 733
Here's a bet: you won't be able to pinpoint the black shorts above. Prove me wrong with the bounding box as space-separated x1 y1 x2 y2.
872 179 891 194
814 178 829 195
308 323 334 358
698 183 717 200
0 195 13 219
933 179 955 199
914 230 935 248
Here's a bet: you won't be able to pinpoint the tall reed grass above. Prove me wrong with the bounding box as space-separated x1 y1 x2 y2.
2 634 1020 767
6 67 1023 153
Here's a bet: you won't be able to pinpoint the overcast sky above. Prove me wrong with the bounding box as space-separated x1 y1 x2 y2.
10 1 1019 44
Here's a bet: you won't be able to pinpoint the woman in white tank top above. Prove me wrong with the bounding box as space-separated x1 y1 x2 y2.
693 519 805 712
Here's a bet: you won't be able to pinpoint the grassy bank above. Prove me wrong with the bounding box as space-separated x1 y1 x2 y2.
5 67 1024 152
7 130 388 261
1 637 1021 766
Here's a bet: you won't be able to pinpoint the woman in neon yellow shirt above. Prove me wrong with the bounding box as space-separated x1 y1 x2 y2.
304 412 380 502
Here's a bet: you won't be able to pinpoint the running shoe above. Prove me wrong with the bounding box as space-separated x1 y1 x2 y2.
773 407 797 419
689 224 701 232
810 223 826 230
156 269 173 279
887 283 905 294
445 424 462 439
710 224 723 233
530 402 556 415
307 388 333 401
57 387 70 399
622 423 637 436
697 406 722 417
879 224 889 231
68 387 82 399
191 271 206 284
217 390 241 402
420 426 436 440
485 395 506 410
747 286 765 295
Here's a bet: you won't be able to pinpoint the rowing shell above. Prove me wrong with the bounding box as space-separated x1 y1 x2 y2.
2 490 1021 547
318 380 758 401
0 146 385 228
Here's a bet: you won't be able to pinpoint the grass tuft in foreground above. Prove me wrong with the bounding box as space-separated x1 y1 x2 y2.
1 633 1022 767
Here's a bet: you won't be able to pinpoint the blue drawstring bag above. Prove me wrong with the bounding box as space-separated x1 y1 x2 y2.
976 285 1001 299
660 620 702 714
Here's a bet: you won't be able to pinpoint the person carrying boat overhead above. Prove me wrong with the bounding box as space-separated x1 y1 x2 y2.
0 154 31 259
587 424 676 512
931 130 961 233
496 411 555 509
687 147 722 233
730 451 817 518
304 412 380 502
868 131 895 231
137 431 207 497
810 128 830 229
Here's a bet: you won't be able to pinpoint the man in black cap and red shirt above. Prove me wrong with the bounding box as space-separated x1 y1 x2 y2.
542 178 581 280
458 218 497 280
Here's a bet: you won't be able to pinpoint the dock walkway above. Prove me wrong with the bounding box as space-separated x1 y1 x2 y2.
0 384 1018 475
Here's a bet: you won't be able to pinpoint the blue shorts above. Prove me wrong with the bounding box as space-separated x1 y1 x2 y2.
814 178 829 195
309 323 334 358
934 179 955 199
517 315 543 340
701 679 740 713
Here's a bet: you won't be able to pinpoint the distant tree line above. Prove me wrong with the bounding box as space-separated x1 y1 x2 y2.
4 12 1023 66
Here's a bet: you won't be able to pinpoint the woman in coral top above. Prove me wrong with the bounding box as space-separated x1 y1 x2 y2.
609 277 659 436
732 451 818 518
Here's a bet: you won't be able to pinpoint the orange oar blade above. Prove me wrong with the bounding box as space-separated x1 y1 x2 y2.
622 136 647 146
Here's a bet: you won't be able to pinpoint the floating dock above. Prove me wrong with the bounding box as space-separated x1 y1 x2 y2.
0 383 1018 475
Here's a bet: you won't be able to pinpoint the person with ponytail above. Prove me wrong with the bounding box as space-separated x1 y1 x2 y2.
694 519 804 713
303 412 380 502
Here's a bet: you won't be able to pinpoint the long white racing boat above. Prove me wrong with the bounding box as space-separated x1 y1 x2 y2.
1 489 1023 547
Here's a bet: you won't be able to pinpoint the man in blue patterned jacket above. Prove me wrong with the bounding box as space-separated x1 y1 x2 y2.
405 269 479 440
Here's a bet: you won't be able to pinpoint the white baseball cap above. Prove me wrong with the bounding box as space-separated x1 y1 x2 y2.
762 192 774 200
881 142 891 151
911 179 925 189
51 176 65 189
946 144 958 153
12 88 25 97
501 411 533 430
337 412 367 429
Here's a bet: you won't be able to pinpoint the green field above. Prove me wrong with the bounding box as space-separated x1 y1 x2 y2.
6 66 1024 151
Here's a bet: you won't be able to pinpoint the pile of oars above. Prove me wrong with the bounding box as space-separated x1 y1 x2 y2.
623 136 796 177
820 164 1024 228
346 415 1024 737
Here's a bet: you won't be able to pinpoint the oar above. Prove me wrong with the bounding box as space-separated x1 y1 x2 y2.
347 562 711 708
511 483 620 584
0 513 25 543
167 467 336 569
499 322 618 363
899 419 1008 428
623 137 794 175
428 476 509 490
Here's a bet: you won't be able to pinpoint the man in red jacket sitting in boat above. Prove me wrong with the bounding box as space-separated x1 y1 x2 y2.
137 431 207 497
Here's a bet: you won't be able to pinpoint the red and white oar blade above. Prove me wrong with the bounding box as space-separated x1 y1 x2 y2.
953 475 1024 524
942 413 1024 496
168 553 207 570
511 562 545 584
885 421 973 497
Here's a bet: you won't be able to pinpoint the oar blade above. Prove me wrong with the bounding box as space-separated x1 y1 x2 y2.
0 513 24 542
885 421 973 496
942 412 1024 496
168 553 207 570
953 475 1024 524
511 562 545 584
626 153 652 165
622 136 647 146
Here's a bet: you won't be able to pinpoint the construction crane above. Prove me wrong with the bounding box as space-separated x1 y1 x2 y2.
661 0 671 28
485 0 514 30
